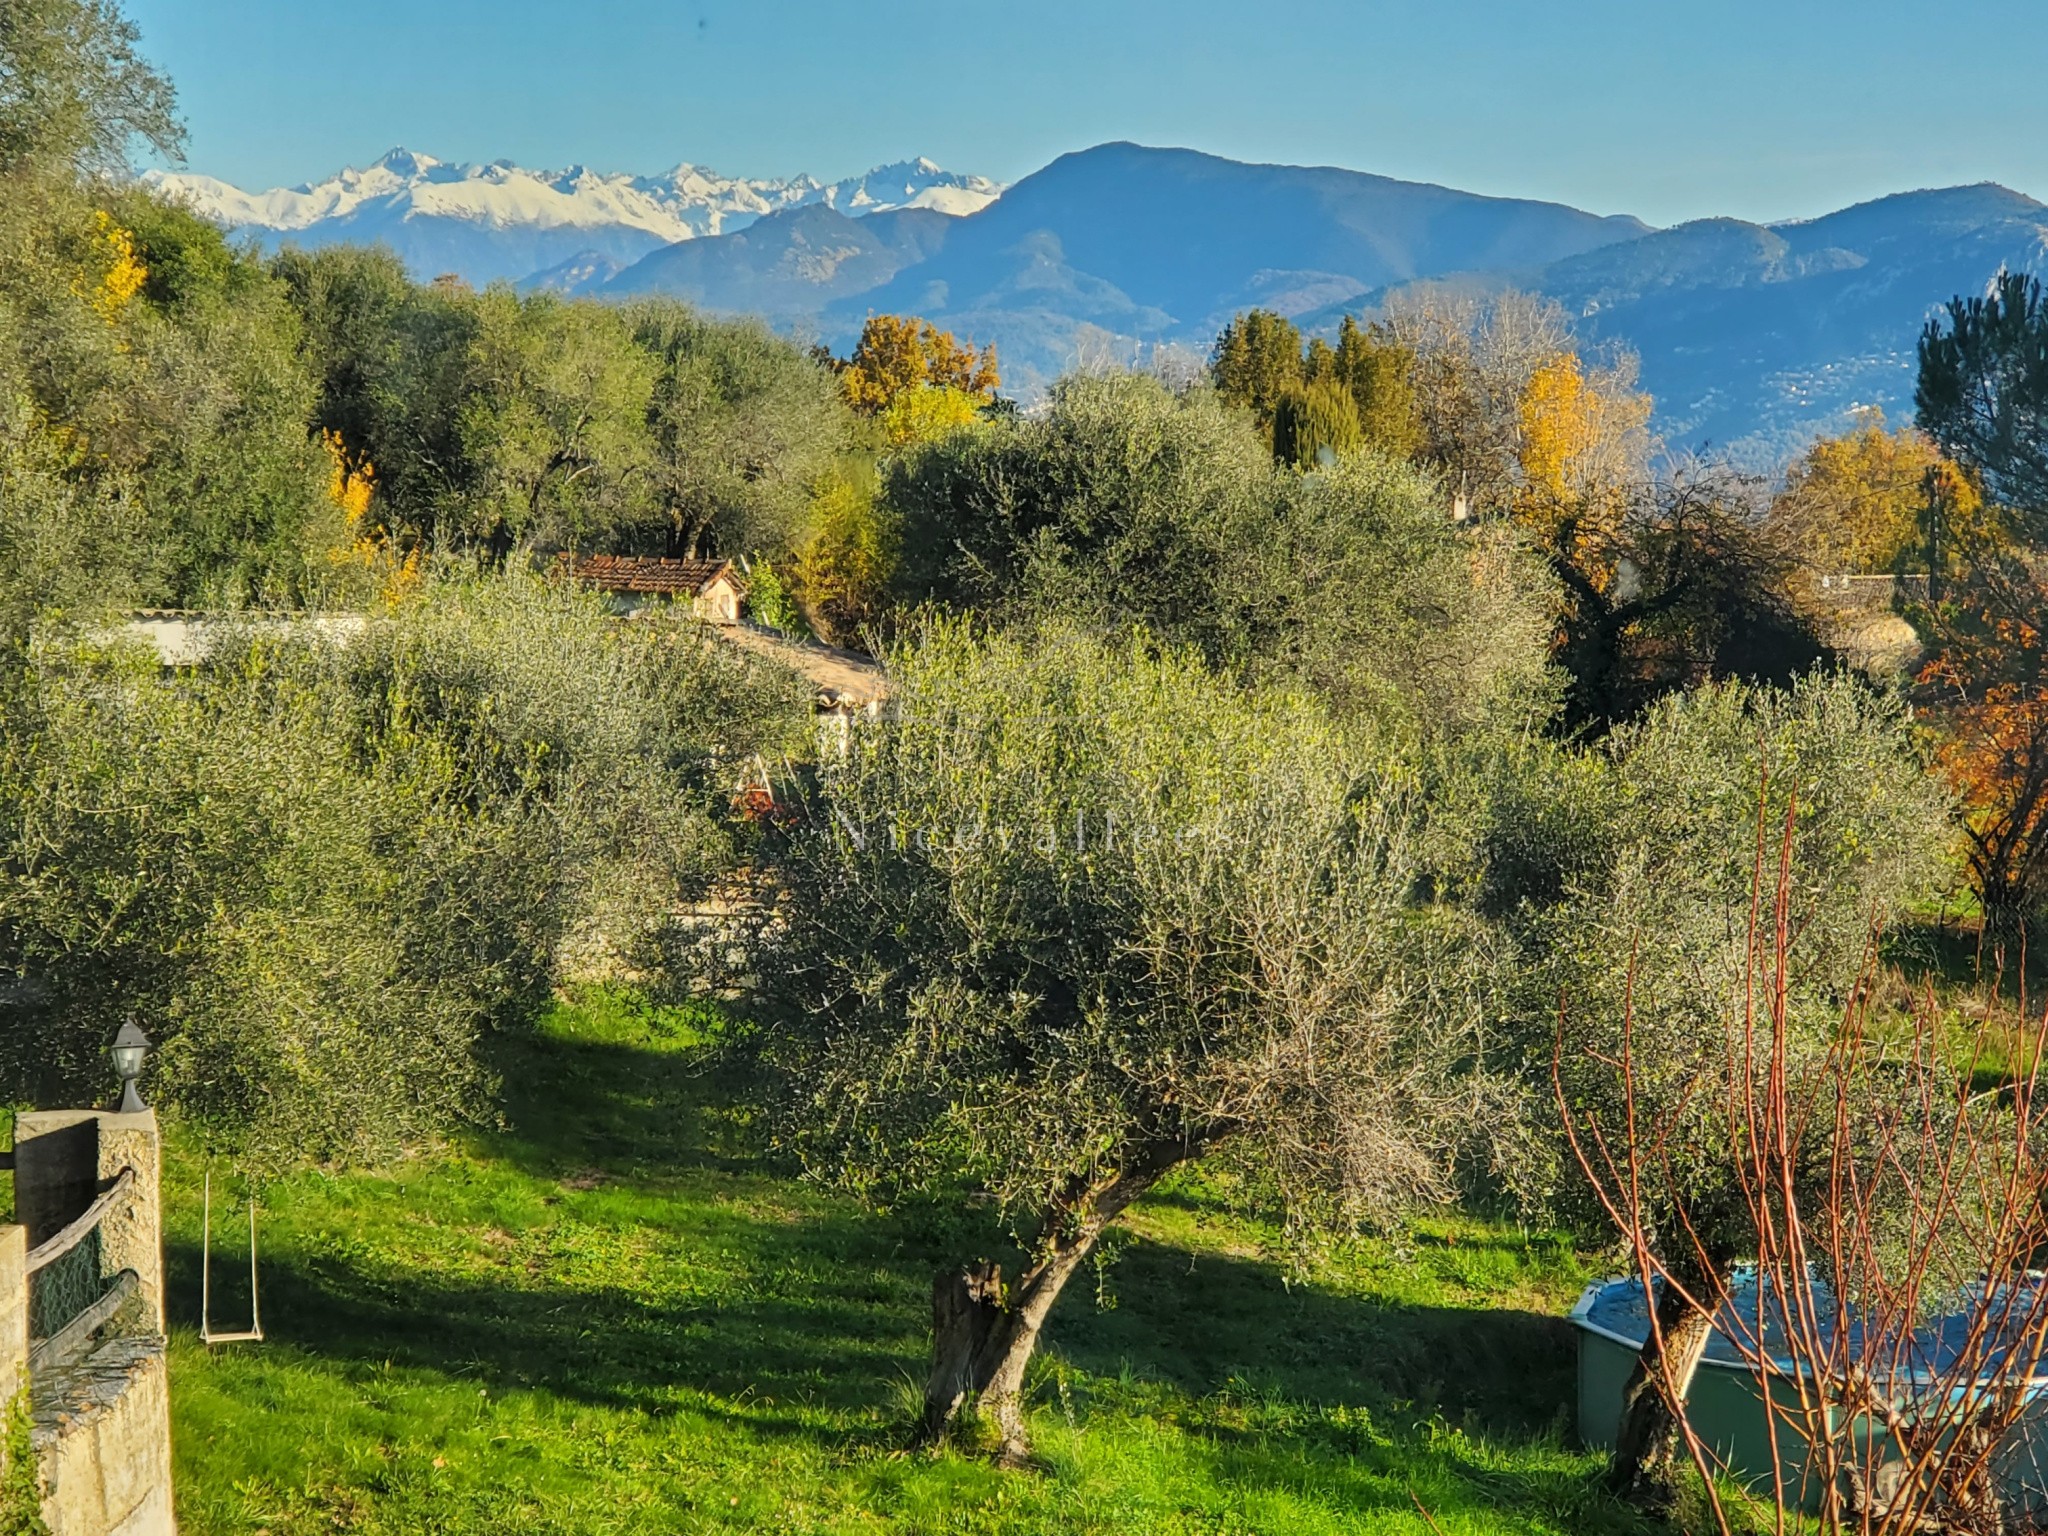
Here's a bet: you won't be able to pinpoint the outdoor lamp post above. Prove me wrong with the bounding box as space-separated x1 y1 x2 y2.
112 1016 150 1113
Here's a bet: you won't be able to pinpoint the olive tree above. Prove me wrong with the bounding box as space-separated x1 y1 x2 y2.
0 0 182 181
0 387 146 653
0 571 809 1162
1246 450 1559 736
623 300 850 559
453 288 657 555
886 372 1274 662
1463 673 1950 1503
886 371 1559 742
741 622 1503 1462
272 243 481 552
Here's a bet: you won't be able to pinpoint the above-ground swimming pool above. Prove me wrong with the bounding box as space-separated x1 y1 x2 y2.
1569 1273 2048 1513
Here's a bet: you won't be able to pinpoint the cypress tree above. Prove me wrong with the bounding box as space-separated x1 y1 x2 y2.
1211 309 1305 440
1335 316 1423 460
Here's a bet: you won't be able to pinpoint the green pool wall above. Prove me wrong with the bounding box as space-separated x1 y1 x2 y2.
1572 1283 2048 1515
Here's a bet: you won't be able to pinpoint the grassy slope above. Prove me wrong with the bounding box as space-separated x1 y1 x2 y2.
160 992 1656 1535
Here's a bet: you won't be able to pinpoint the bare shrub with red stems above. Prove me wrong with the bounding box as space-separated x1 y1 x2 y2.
1559 803 2048 1534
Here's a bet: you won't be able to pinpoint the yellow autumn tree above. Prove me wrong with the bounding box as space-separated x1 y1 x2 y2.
837 315 998 415
321 429 419 603
1518 354 1593 504
877 384 983 448
1513 350 1653 583
1768 413 1979 577
79 210 144 325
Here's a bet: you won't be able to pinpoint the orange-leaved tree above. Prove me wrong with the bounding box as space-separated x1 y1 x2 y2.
1916 533 2048 940
836 315 997 416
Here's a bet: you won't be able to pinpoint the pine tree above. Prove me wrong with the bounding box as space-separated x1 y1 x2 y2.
1917 271 2048 526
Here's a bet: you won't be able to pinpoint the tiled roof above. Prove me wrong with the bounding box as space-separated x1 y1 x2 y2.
558 554 745 596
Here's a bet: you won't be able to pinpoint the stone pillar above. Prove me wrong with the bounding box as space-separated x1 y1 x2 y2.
12 1118 97 1248
0 1224 25 1406
13 1112 164 1335
88 1115 163 1340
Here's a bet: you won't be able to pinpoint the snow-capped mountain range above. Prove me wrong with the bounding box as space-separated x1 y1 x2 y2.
142 142 2048 462
144 148 1003 287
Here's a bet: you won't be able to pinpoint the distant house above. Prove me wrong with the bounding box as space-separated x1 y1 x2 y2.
558 554 748 624
115 609 369 666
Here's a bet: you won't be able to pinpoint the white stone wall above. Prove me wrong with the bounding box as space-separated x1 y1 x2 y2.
33 1339 174 1536
0 1225 25 1408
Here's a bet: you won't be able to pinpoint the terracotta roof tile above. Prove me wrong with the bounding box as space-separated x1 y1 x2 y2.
558 554 745 597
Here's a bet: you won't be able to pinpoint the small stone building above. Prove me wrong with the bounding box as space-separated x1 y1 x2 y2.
557 554 748 624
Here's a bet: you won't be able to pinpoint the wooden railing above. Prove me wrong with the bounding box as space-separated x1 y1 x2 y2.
24 1165 137 1360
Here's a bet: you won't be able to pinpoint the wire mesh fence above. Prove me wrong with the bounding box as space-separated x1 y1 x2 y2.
24 1164 136 1359
28 1226 107 1341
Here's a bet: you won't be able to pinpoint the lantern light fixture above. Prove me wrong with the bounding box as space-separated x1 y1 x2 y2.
111 1016 150 1113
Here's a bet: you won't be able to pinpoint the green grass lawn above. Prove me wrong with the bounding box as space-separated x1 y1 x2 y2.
158 991 1659 1535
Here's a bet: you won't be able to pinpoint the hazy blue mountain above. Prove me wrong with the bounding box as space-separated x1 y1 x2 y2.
852 145 1637 303
520 250 625 296
803 143 1650 389
1351 184 2048 461
597 147 2048 459
602 204 956 318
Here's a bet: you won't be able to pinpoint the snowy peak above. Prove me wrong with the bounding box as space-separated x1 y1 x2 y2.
827 159 1002 217
143 150 1003 255
367 147 441 180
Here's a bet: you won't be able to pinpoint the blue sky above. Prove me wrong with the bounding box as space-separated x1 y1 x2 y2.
126 0 2047 227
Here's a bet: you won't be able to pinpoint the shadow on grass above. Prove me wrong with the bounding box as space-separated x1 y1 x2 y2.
1887 916 2048 1004
168 1000 1639 1531
1054 1236 1579 1438
165 1226 1575 1428
477 1007 766 1184
165 1228 1621 1530
1172 1432 1616 1535
165 1198 929 1420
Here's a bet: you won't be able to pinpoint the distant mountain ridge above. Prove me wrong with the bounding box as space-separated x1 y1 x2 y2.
145 148 1003 288
1329 182 2048 459
805 143 1653 390
614 147 2041 461
864 142 1650 327
154 143 2048 462
602 203 959 313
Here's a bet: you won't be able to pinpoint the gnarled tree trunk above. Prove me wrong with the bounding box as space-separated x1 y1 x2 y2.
1608 1276 1718 1507
915 1142 1188 1464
